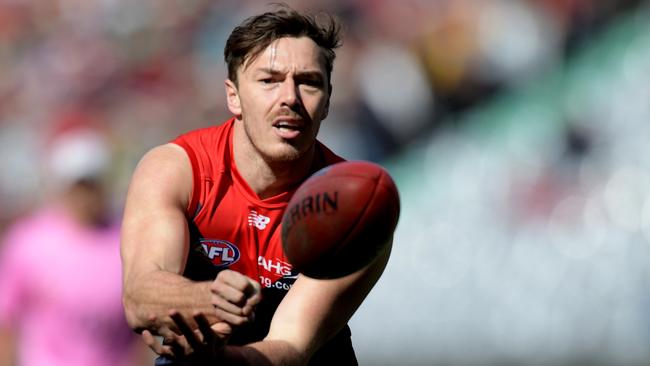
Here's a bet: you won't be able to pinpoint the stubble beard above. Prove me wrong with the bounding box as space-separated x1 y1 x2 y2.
244 122 310 167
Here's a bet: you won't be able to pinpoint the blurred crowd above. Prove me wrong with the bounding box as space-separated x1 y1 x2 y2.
349 1 650 365
0 0 644 229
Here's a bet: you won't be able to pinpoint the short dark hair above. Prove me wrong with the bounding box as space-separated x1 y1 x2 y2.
224 4 342 85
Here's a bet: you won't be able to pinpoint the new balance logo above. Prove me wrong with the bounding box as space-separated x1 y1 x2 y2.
248 210 270 230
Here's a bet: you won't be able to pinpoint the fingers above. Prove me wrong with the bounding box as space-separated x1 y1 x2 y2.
194 312 230 350
170 310 203 352
212 301 253 326
166 311 228 363
211 292 249 317
158 323 190 358
211 270 258 306
211 321 233 339
210 270 262 324
244 277 263 309
194 312 217 345
143 310 231 364
142 329 175 358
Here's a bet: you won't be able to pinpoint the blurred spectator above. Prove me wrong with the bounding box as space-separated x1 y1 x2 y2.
0 117 152 366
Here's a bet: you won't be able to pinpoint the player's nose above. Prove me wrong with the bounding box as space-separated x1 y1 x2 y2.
279 77 300 108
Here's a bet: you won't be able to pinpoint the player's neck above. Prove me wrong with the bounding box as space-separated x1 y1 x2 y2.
233 132 315 200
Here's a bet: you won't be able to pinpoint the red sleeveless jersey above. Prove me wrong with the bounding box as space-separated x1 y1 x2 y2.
172 118 343 286
171 118 357 363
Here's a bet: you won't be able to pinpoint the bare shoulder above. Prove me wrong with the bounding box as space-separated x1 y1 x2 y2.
128 143 193 209
136 143 190 175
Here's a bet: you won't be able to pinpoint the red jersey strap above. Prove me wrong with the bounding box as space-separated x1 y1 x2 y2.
171 118 236 219
172 136 203 219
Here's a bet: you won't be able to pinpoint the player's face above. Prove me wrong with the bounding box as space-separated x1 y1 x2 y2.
227 36 330 163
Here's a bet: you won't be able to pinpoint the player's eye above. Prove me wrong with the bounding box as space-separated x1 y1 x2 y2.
299 78 323 88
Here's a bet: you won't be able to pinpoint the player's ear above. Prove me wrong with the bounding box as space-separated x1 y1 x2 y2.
225 79 242 117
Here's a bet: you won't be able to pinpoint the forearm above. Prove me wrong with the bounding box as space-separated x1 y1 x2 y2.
221 245 393 366
121 143 205 332
222 340 307 366
123 270 215 332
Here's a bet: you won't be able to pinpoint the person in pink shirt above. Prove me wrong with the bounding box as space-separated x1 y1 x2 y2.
0 119 151 366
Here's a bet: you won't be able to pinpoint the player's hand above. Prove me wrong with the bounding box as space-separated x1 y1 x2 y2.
142 311 228 365
211 269 262 326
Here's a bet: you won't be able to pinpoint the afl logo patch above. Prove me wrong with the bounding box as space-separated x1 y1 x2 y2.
199 239 240 268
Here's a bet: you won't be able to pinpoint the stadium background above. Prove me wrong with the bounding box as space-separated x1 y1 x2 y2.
1 0 649 365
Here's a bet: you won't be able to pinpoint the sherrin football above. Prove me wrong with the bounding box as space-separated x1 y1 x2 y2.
281 161 400 279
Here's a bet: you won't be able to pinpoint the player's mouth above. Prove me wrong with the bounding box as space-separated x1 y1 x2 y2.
273 119 305 139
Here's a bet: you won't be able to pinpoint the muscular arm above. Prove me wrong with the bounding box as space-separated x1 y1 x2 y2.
121 143 214 332
161 244 393 365
225 242 392 365
124 145 393 364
